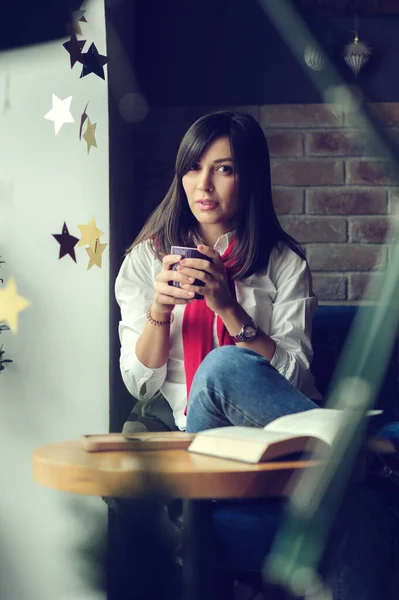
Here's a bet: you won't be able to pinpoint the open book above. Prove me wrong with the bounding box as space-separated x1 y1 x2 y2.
188 408 381 464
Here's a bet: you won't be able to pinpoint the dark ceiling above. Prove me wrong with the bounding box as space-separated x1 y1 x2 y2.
297 0 399 13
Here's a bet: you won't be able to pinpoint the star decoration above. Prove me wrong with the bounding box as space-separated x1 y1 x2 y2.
63 34 86 68
83 118 97 153
86 239 107 270
79 102 89 140
77 217 104 251
44 94 74 135
0 277 30 333
72 9 87 22
69 9 87 35
80 43 108 80
52 222 79 262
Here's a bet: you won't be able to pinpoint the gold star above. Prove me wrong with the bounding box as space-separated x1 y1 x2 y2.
83 118 97 153
86 239 107 270
0 277 31 333
77 217 104 251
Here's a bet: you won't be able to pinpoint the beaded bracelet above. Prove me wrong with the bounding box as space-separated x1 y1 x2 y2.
146 305 174 326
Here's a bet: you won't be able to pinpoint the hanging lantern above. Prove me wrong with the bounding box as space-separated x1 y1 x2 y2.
344 34 372 76
304 45 326 71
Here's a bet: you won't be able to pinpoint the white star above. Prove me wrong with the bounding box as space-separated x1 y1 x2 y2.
44 94 74 135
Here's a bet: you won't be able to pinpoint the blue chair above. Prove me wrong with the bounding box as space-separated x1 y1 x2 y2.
213 305 399 598
312 305 399 424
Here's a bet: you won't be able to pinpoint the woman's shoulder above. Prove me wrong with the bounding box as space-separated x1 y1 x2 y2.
269 241 306 266
267 242 309 281
126 239 157 263
119 239 159 276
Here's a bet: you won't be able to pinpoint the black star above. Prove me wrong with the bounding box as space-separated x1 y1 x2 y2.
63 34 86 68
68 9 87 35
52 223 79 263
80 43 108 80
72 9 87 23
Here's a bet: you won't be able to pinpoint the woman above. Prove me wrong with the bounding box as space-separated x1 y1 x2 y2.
116 110 320 433
115 111 393 599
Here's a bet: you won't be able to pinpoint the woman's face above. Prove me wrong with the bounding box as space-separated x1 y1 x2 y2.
182 136 239 240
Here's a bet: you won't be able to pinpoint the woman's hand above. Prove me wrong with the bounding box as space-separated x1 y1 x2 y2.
152 253 196 317
177 245 237 313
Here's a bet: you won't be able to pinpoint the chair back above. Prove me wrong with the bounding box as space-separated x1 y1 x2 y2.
312 305 399 424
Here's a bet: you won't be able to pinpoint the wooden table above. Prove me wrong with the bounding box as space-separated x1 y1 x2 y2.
33 439 321 499
33 440 321 600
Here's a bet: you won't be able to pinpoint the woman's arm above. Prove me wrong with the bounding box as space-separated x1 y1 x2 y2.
116 242 195 399
115 243 167 399
135 252 196 368
177 244 277 360
215 302 276 360
266 247 317 388
178 243 317 388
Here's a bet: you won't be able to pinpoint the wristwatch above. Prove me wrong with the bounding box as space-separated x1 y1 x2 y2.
232 319 258 343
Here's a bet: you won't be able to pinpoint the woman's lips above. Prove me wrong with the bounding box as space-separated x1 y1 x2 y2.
196 200 218 211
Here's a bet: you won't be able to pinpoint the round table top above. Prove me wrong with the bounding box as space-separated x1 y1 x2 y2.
33 439 321 499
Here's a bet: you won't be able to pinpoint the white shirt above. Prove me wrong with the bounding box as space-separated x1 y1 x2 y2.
115 232 321 430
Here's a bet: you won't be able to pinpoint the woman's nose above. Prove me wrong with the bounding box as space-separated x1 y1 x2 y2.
197 171 213 191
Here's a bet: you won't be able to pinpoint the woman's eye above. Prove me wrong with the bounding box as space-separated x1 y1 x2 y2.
188 163 200 171
217 165 233 174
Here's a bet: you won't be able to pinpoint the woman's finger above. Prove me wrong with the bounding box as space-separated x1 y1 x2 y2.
177 266 209 283
180 282 208 297
179 258 215 273
196 244 223 264
162 253 182 269
157 269 195 284
154 293 192 306
156 281 195 300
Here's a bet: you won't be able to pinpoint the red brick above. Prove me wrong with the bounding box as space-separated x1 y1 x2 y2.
349 273 385 301
261 104 343 128
272 188 304 214
346 161 399 185
279 217 347 243
306 244 386 271
267 132 303 157
306 131 376 157
313 275 348 301
369 103 399 127
349 218 391 243
271 160 344 186
307 189 388 215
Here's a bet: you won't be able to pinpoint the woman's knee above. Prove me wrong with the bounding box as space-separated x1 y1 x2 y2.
193 346 269 387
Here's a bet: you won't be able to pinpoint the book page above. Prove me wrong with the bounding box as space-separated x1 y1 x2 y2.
263 409 346 446
188 427 315 463
263 408 381 446
194 426 302 444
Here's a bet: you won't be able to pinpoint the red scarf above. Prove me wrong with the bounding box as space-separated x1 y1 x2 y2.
182 239 237 413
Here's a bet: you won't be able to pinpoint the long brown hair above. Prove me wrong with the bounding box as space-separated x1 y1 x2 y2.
128 111 304 279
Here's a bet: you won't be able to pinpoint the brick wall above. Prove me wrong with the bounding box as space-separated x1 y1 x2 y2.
132 103 398 304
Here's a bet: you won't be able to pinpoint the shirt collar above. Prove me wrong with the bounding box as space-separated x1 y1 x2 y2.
213 230 235 255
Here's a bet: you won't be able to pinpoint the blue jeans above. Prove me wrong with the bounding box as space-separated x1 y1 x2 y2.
186 346 394 600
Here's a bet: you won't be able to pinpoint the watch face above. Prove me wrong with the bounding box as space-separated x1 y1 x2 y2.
243 323 257 340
